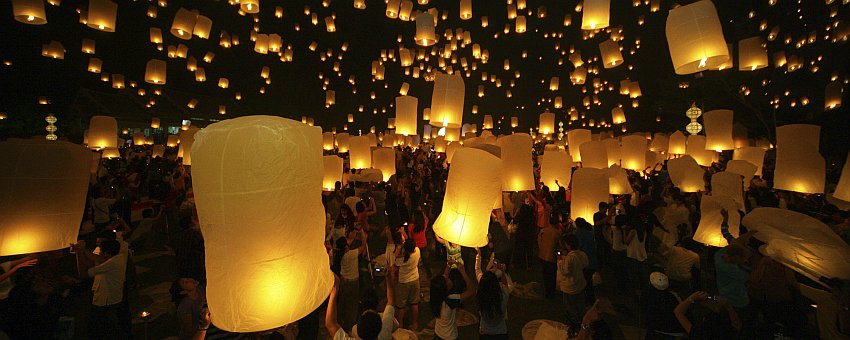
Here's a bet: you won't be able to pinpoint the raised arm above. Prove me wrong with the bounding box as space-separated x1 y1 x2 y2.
455 262 477 301
0 258 38 283
324 275 342 337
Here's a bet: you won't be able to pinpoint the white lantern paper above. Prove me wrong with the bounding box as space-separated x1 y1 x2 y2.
395 95 418 136
693 194 740 247
665 0 730 74
433 148 502 247
702 109 734 151
322 132 334 150
725 160 758 190
686 135 714 166
430 73 465 128
598 39 623 68
86 0 117 32
619 135 646 171
497 133 534 191
667 155 705 192
539 111 555 135
178 127 199 165
711 171 745 212
738 37 768 71
12 0 47 25
445 141 462 164
608 165 633 195
602 138 620 167
668 131 687 155
0 141 90 256
733 147 765 176
832 153 850 202
152 145 165 158
87 115 117 150
571 168 609 223
774 124 825 194
540 150 572 190
336 133 350 153
568 129 592 162
192 116 332 333
349 136 372 169
743 208 850 282
650 133 668 153
581 0 610 30
372 148 395 182
579 140 608 169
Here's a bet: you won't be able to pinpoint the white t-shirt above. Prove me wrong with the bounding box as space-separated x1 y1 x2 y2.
93 198 116 223
351 306 396 340
340 249 360 281
395 248 420 284
434 294 461 340
345 196 362 214
88 241 128 306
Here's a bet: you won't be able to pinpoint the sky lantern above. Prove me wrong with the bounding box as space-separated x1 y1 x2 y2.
516 15 527 33
712 171 746 211
774 124 825 194
0 141 90 256
41 41 64 59
322 132 334 151
335 133 350 153
665 0 729 74
132 131 145 146
415 12 437 46
694 194 740 247
386 0 399 18
571 66 587 84
668 130 687 155
430 72 464 128
87 115 117 150
433 148 502 248
825 81 842 110
608 165 633 195
81 38 95 54
12 0 47 24
150 117 160 129
85 0 116 32
539 110 555 135
620 135 646 171
580 140 608 169
549 77 559 91
602 138 620 166
254 34 269 54
445 141 462 163
395 95 418 136
87 57 102 73
568 129 592 162
192 116 332 333
497 133 534 191
460 0 472 20
581 0 610 30
686 135 714 166
668 155 705 192
540 149 572 190
323 155 343 191
240 0 259 14
483 115 493 129
171 8 196 39
599 39 623 68
372 148 395 182
150 27 163 43
144 59 166 84
702 109 734 151
349 135 371 169
725 160 758 189
193 15 212 38
738 37 768 71
832 153 850 202
611 106 625 124
166 135 179 147
571 168 609 222
178 127 199 165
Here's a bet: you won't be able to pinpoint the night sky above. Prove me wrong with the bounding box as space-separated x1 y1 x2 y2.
0 0 848 157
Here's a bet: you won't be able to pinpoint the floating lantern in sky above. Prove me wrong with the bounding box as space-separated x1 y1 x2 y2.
581 0 610 30
415 12 437 46
322 132 334 151
144 59 166 84
774 124 825 194
372 148 395 182
666 0 729 74
349 136 371 169
568 129 592 162
825 81 843 110
0 141 90 256
433 148 502 248
497 133 534 191
430 72 464 128
171 8 197 39
702 109 734 151
580 140 608 169
87 115 117 150
85 0 117 32
336 133 350 153
599 39 623 68
459 0 472 20
540 149 572 190
192 116 332 333
620 135 646 171
611 106 625 124
693 194 740 247
571 168 610 222
738 36 768 71
240 0 259 14
323 155 343 191
538 110 555 135
12 0 47 24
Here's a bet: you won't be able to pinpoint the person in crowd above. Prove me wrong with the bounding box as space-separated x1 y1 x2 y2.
344 187 361 214
394 239 421 330
355 198 377 233
435 234 463 266
674 291 741 338
173 276 205 340
383 224 404 269
557 234 589 326
486 210 513 267
326 271 396 340
0 256 38 286
475 248 513 339
126 206 164 250
748 254 804 337
336 226 368 332
593 202 612 269
572 300 612 340
573 218 598 302
430 260 476 340
610 215 629 293
643 272 686 339
332 204 356 243
407 207 432 277
538 213 562 299
513 196 537 270
72 236 130 339
92 188 117 232
350 270 397 340
623 213 648 297
655 242 700 295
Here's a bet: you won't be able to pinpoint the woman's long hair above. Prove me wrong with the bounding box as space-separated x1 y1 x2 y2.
331 237 347 275
429 275 449 318
402 239 416 262
335 205 355 230
477 271 503 320
413 209 426 233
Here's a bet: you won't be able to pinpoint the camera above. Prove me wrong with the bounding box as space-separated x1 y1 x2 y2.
706 294 717 301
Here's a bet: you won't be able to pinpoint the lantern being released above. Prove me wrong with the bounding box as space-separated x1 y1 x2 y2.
323 155 344 191
434 148 501 247
774 124 825 194
540 149 572 190
497 133 534 191
395 95 418 136
372 147 396 182
619 135 646 171
702 109 734 151
693 194 740 248
571 168 610 223
191 116 332 333
87 115 118 150
349 136 372 169
430 73 465 128
567 129 592 162
667 155 705 192
579 140 608 169
581 0 610 30
665 0 729 74
0 141 90 256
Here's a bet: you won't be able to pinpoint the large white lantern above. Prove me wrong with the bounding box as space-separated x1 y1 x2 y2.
732 146 765 176
415 12 437 46
774 124 824 194
602 138 621 167
685 135 714 166
87 115 117 150
395 95 418 136
668 131 687 155
711 171 745 212
579 140 608 169
192 116 332 333
667 155 705 192
693 194 740 247
434 148 502 247
430 73 465 128
336 133 350 153
570 168 609 223
567 129 592 162
665 0 729 74
598 39 623 68
0 141 90 256
86 0 117 32
349 136 372 169
12 0 47 25
540 149 573 190
581 0 610 30
497 133 534 191
725 160 758 190
608 165 633 195
738 37 768 71
539 110 555 135
372 147 396 182
619 135 646 171
702 109 734 151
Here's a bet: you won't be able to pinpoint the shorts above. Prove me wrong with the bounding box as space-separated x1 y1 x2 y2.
395 281 421 308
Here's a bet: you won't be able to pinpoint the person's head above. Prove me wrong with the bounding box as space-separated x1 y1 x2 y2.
575 217 592 230
334 237 348 251
656 242 671 257
99 239 121 257
345 187 356 197
477 271 503 320
598 202 608 211
390 227 403 245
178 277 199 292
337 205 353 219
402 238 416 262
356 201 366 213
429 275 450 317
355 311 382 340
722 244 750 265
562 234 579 252
334 181 342 191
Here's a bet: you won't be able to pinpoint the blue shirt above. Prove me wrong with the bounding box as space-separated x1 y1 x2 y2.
575 227 598 270
714 248 750 308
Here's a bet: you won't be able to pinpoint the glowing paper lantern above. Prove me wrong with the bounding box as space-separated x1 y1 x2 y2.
611 107 626 124
193 15 211 38
240 0 259 14
152 145 165 158
650 133 668 153
445 141 462 163
686 135 714 166
581 0 610 30
608 165 632 195
702 109 734 151
711 171 745 211
444 127 461 142
170 8 196 39
178 127 199 165
87 115 117 150
540 149 572 190
725 160 758 190
738 37 768 71
571 168 609 223
668 131 687 155
482 115 493 130
86 0 117 32
101 147 119 159
459 0 472 20
602 138 620 166
693 194 740 247
743 208 850 282
0 141 90 256
145 59 166 84
322 132 334 150
433 148 502 248
349 136 371 169
415 12 437 46
579 140 608 169
430 73 464 128
434 136 447 153
774 124 824 194
335 133 350 153
192 116 332 333
166 135 179 147
833 153 850 202
825 81 843 110
395 95 418 136
372 148 395 182
599 39 623 68
539 111 555 135
619 135 646 171
87 57 102 73
497 133 534 191
12 0 47 24
568 129 592 162
667 155 705 192
665 0 729 74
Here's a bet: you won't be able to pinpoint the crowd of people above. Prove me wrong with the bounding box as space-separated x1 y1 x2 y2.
0 140 848 339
